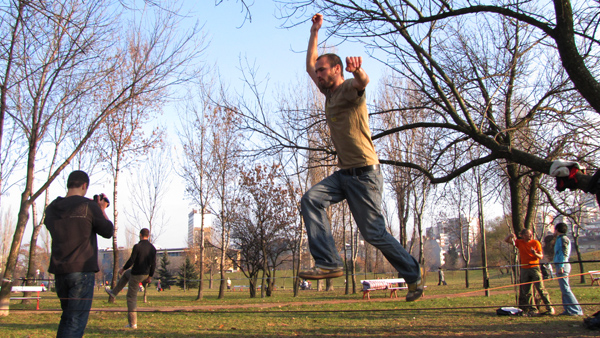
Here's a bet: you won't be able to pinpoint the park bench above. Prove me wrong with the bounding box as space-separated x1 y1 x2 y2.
233 285 249 291
360 278 406 300
589 271 600 286
10 285 45 310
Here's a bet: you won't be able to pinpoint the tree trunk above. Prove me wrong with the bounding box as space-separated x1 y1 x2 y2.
507 162 524 234
260 250 267 298
217 181 227 299
195 224 205 300
343 211 349 295
109 164 121 303
249 277 257 298
364 245 369 280
23 202 42 304
293 218 303 297
573 226 585 284
218 230 226 299
0 132 37 316
477 175 490 296
351 222 358 294
552 0 600 115
523 174 541 232
0 198 33 316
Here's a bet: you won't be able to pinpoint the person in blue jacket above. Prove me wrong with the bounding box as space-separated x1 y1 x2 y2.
554 222 584 316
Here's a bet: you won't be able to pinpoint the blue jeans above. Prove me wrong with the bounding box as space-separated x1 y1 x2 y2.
55 272 95 338
557 264 583 315
301 168 420 283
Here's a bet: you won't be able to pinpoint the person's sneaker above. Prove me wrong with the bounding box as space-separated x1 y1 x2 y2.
104 287 116 298
124 324 137 329
406 268 424 302
543 308 556 316
298 267 343 280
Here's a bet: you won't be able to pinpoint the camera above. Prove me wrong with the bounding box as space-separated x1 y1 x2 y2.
93 194 110 207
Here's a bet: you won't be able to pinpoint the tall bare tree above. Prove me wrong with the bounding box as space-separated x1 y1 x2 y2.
98 88 164 301
23 111 72 300
0 0 204 314
207 105 242 299
178 87 215 301
0 0 26 202
127 146 172 243
234 163 297 298
276 154 306 297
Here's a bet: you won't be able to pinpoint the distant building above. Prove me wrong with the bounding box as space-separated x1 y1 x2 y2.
529 195 600 254
429 216 479 249
425 216 480 270
156 247 188 273
188 208 214 247
534 209 555 236
98 247 129 283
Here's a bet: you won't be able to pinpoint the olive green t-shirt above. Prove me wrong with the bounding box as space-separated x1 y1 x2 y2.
324 79 379 169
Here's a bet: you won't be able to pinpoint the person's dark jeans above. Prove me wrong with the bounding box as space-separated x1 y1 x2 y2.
55 272 95 338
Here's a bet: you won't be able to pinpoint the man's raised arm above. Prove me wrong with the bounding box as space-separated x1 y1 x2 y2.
306 13 322 87
346 56 370 91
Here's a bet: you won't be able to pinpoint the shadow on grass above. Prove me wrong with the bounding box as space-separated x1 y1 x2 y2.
2 322 58 337
1 309 594 337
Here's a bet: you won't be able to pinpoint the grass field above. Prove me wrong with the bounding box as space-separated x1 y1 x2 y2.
2 266 600 337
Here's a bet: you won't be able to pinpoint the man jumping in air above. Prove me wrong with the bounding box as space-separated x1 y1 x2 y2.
298 13 424 302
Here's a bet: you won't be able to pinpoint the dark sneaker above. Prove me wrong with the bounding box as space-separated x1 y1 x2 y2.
105 287 116 298
542 308 556 316
298 267 343 280
406 268 424 302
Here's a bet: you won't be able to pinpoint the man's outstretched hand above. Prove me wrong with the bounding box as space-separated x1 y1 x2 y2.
346 56 363 73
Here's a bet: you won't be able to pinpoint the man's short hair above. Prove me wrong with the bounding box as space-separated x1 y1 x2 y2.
67 170 89 189
519 228 531 237
317 53 344 78
555 222 568 234
140 228 150 238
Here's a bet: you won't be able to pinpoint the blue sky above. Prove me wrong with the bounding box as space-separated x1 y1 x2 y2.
197 1 385 94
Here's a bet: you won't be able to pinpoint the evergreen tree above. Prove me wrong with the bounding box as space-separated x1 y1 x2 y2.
157 250 174 289
178 257 198 289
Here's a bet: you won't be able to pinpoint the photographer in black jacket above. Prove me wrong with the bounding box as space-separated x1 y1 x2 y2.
44 170 113 338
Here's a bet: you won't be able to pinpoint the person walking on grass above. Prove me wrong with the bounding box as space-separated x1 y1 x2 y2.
298 13 423 302
554 222 584 316
505 229 555 316
438 267 447 286
45 170 114 338
106 228 156 329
